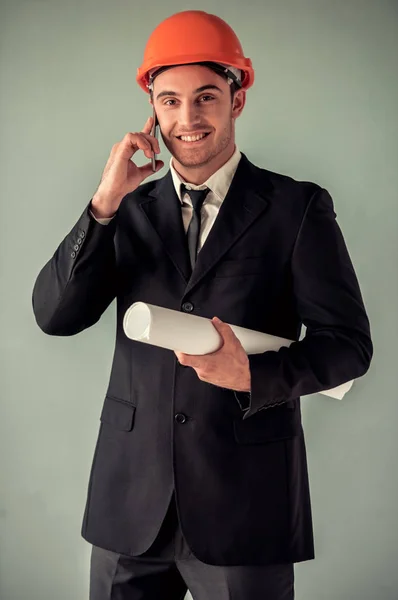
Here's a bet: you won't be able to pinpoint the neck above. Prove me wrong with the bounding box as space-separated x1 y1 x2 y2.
172 143 236 185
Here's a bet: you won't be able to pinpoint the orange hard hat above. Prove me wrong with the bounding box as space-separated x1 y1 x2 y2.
136 11 254 94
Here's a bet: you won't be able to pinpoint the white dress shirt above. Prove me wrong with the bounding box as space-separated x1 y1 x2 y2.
168 145 241 250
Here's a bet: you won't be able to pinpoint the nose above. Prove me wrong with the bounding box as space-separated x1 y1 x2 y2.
178 102 201 130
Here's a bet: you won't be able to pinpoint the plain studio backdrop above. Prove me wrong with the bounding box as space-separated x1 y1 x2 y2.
0 1 397 598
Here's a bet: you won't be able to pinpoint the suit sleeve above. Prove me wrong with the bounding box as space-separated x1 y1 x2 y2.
242 187 373 420
32 200 119 336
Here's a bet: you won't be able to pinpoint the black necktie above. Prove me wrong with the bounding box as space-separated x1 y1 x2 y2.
182 185 210 271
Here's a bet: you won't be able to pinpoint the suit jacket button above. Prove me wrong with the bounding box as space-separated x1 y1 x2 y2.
175 413 187 424
71 251 76 258
182 302 194 312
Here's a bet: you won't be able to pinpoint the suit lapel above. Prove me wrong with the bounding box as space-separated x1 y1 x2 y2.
139 153 273 293
139 172 192 282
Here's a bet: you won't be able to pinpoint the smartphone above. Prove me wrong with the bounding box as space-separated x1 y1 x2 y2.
151 107 158 172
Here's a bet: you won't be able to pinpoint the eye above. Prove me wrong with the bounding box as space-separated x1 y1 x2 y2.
162 95 215 107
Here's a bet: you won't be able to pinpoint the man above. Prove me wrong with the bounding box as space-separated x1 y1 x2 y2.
32 10 373 600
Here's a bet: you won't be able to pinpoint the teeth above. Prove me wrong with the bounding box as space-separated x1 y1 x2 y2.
180 133 207 142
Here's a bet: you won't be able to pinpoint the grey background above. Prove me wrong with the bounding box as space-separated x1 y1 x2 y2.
0 1 397 598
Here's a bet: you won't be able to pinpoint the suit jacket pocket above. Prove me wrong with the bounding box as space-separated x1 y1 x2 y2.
100 395 136 431
233 405 300 444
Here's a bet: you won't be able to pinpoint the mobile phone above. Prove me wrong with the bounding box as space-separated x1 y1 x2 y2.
151 107 158 172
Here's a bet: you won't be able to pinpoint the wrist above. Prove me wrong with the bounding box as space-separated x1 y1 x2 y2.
90 194 118 219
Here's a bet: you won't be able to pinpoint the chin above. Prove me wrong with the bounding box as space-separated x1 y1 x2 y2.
175 152 215 168
171 142 219 168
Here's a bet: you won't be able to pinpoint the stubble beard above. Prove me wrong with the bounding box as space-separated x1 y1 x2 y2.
162 118 233 170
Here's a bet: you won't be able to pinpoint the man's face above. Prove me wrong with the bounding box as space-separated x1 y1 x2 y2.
151 65 245 169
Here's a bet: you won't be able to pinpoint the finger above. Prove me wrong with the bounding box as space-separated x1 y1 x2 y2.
125 131 159 157
181 355 203 369
176 352 192 365
140 131 161 155
141 116 154 135
119 133 153 160
134 135 154 159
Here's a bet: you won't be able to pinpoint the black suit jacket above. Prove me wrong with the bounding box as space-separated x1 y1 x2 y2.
32 152 373 565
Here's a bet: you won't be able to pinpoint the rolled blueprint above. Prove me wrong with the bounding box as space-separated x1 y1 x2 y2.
123 302 354 400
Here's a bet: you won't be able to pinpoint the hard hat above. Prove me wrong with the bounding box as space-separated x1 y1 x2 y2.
136 11 254 94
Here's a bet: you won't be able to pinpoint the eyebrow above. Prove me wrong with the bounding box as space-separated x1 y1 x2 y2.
156 84 224 101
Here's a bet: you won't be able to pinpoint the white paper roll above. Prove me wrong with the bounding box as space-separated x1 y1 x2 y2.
123 302 354 400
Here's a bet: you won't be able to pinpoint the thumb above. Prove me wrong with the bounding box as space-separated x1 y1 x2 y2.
211 316 226 336
212 316 224 326
212 317 236 341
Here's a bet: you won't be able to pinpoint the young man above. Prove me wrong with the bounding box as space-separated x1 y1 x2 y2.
32 10 373 600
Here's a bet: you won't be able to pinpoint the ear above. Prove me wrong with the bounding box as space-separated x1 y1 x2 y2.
232 89 246 120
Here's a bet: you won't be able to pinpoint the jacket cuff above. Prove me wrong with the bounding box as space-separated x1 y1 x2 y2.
233 390 251 412
242 352 289 420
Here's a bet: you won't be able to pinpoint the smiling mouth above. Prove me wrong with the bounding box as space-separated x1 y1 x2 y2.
176 132 211 143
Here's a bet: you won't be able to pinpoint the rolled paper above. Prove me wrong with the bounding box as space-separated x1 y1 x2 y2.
123 302 354 400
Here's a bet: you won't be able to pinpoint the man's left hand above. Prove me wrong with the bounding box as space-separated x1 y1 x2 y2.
174 317 251 392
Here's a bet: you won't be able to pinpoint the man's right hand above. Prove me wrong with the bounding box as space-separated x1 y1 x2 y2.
90 116 164 219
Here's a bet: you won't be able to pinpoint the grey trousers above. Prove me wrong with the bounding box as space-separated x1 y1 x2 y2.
89 493 294 600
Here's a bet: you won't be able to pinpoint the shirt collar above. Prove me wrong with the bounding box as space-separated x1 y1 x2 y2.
169 145 242 204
